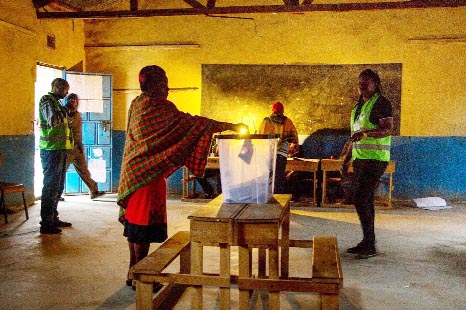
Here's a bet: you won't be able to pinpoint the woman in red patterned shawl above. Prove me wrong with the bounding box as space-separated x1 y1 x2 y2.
119 65 246 288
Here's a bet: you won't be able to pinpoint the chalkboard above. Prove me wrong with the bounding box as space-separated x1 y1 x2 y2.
201 64 401 136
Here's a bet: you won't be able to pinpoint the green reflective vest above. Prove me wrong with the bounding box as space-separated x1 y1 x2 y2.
39 94 73 150
350 93 391 162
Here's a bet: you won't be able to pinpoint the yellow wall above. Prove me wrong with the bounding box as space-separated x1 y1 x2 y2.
1 2 465 137
84 8 466 136
0 0 85 136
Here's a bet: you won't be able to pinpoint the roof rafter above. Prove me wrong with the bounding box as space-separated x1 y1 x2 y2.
35 0 466 19
183 0 206 9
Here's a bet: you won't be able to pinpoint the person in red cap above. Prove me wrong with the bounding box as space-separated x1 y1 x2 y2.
118 65 247 289
258 101 299 193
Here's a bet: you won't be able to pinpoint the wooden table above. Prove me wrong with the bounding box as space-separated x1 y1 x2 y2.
285 158 320 206
320 159 396 209
188 194 291 310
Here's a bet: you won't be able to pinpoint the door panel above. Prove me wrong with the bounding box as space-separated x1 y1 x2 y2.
64 71 112 194
97 123 111 145
82 122 97 145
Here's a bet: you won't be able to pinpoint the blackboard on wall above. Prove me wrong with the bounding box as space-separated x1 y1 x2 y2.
201 63 401 137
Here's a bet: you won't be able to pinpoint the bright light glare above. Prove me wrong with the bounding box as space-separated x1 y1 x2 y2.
240 127 248 134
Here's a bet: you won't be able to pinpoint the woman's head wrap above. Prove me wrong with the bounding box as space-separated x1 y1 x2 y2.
272 101 284 114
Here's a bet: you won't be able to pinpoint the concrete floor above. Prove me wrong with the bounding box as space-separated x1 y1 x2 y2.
1 194 465 310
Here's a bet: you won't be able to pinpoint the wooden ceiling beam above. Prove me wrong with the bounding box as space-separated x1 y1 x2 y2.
35 0 466 19
34 0 81 11
283 0 300 6
183 0 205 9
130 0 138 11
206 0 216 9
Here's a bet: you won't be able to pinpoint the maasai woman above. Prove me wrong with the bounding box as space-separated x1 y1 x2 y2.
118 65 246 288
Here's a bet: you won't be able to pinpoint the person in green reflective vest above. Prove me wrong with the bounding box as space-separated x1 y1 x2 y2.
341 69 393 259
38 78 73 234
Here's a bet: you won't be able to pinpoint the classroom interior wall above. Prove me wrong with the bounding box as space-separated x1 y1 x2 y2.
0 1 465 204
0 0 85 205
84 9 466 136
83 7 466 199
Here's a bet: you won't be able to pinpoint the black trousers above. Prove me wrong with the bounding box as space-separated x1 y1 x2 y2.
351 159 388 247
196 169 221 195
273 155 288 194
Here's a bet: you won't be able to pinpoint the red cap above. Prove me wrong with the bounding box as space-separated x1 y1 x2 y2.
272 101 284 114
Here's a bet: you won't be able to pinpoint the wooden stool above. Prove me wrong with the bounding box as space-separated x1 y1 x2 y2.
0 182 29 224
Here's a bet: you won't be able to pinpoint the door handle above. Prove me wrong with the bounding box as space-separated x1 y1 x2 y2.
100 120 111 132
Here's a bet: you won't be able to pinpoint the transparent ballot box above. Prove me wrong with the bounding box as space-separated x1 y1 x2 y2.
217 134 278 203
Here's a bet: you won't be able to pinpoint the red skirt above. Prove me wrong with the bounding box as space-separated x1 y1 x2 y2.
125 177 167 226
123 177 168 243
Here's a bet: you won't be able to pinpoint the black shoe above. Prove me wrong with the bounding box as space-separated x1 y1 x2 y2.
40 226 62 234
91 191 105 199
55 220 72 227
59 196 65 201
346 242 365 254
355 247 377 259
203 193 215 199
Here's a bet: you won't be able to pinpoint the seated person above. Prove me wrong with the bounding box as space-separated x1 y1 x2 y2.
258 101 299 194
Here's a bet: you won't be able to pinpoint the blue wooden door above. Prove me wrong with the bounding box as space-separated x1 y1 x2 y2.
63 72 113 194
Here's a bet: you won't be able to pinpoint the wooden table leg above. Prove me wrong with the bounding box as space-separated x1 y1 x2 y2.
322 171 328 206
135 281 153 310
219 243 230 310
269 246 280 310
258 248 266 278
238 245 250 310
191 241 203 310
322 293 339 310
281 209 290 279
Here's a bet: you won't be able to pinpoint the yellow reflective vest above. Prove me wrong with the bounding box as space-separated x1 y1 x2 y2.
351 93 391 162
39 93 73 150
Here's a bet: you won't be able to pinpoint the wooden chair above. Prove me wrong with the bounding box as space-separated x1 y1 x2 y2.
0 152 29 224
0 182 29 224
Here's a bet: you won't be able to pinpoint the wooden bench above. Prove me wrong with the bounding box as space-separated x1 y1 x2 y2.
237 235 343 310
311 236 343 309
132 231 191 310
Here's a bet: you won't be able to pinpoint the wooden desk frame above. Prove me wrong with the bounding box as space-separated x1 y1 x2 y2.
321 159 395 209
134 195 344 309
285 158 320 206
188 194 291 310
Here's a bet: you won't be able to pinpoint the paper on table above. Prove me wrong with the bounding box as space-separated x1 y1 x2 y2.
412 197 452 210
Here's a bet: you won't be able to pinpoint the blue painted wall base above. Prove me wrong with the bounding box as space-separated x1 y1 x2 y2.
2 132 465 207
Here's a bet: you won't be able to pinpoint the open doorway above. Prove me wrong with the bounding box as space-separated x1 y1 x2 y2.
34 65 113 198
34 64 63 198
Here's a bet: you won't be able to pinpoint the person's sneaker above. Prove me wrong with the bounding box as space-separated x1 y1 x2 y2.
40 220 71 227
355 247 377 259
346 242 365 254
91 191 105 200
40 226 62 234
203 193 217 199
55 220 72 227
